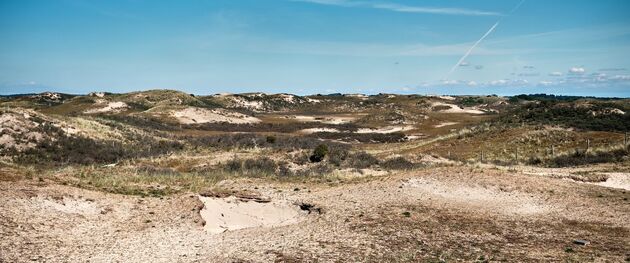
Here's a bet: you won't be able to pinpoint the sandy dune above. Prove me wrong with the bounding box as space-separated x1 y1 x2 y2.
85 101 129 113
431 102 485 114
172 107 261 124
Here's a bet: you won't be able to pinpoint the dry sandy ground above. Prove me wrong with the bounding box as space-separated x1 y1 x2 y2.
298 126 414 135
431 102 485 114
1 167 629 262
172 107 261 124
84 102 129 114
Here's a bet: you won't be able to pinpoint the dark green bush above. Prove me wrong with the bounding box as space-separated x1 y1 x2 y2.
310 144 329 162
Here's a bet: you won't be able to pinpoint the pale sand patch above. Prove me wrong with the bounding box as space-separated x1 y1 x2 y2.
522 170 630 191
172 107 260 124
37 196 101 215
433 122 458 128
405 135 424 140
590 108 625 116
299 128 341 134
332 168 389 178
229 97 265 111
403 178 553 216
292 115 355 124
355 126 414 134
199 196 305 234
593 173 630 191
85 101 129 114
345 94 368 100
437 95 456 101
88 92 106 97
431 102 485 114
277 93 300 103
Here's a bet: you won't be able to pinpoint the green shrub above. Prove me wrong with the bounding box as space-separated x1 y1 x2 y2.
310 144 329 162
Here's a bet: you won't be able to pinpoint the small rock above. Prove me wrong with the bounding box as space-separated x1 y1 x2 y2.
573 239 590 246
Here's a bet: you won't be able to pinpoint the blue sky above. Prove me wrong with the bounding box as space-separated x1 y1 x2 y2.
1 0 629 96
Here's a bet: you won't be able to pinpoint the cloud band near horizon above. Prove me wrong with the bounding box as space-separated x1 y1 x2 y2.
290 0 502 16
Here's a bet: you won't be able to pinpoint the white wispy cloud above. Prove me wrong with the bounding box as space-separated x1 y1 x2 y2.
370 3 501 16
290 0 501 16
569 67 586 74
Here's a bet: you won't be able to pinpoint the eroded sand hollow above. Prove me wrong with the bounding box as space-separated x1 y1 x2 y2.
198 196 307 234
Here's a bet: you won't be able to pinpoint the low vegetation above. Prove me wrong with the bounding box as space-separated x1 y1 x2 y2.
500 97 629 132
545 148 629 167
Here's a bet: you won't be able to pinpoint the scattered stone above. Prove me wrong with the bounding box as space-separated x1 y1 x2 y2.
297 202 322 214
573 239 590 246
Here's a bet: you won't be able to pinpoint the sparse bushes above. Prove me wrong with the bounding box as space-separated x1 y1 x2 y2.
309 132 406 143
100 115 180 131
347 151 379 169
328 146 349 166
293 162 333 176
432 105 452 111
13 134 183 166
547 148 629 167
186 122 358 133
380 156 415 170
188 133 349 151
243 157 278 174
223 157 278 175
498 100 630 132
459 97 484 106
136 165 179 176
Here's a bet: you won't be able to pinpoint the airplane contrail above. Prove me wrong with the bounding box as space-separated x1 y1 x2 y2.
445 0 525 78
447 22 499 76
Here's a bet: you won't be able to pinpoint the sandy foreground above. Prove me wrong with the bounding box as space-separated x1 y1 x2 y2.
1 167 628 262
